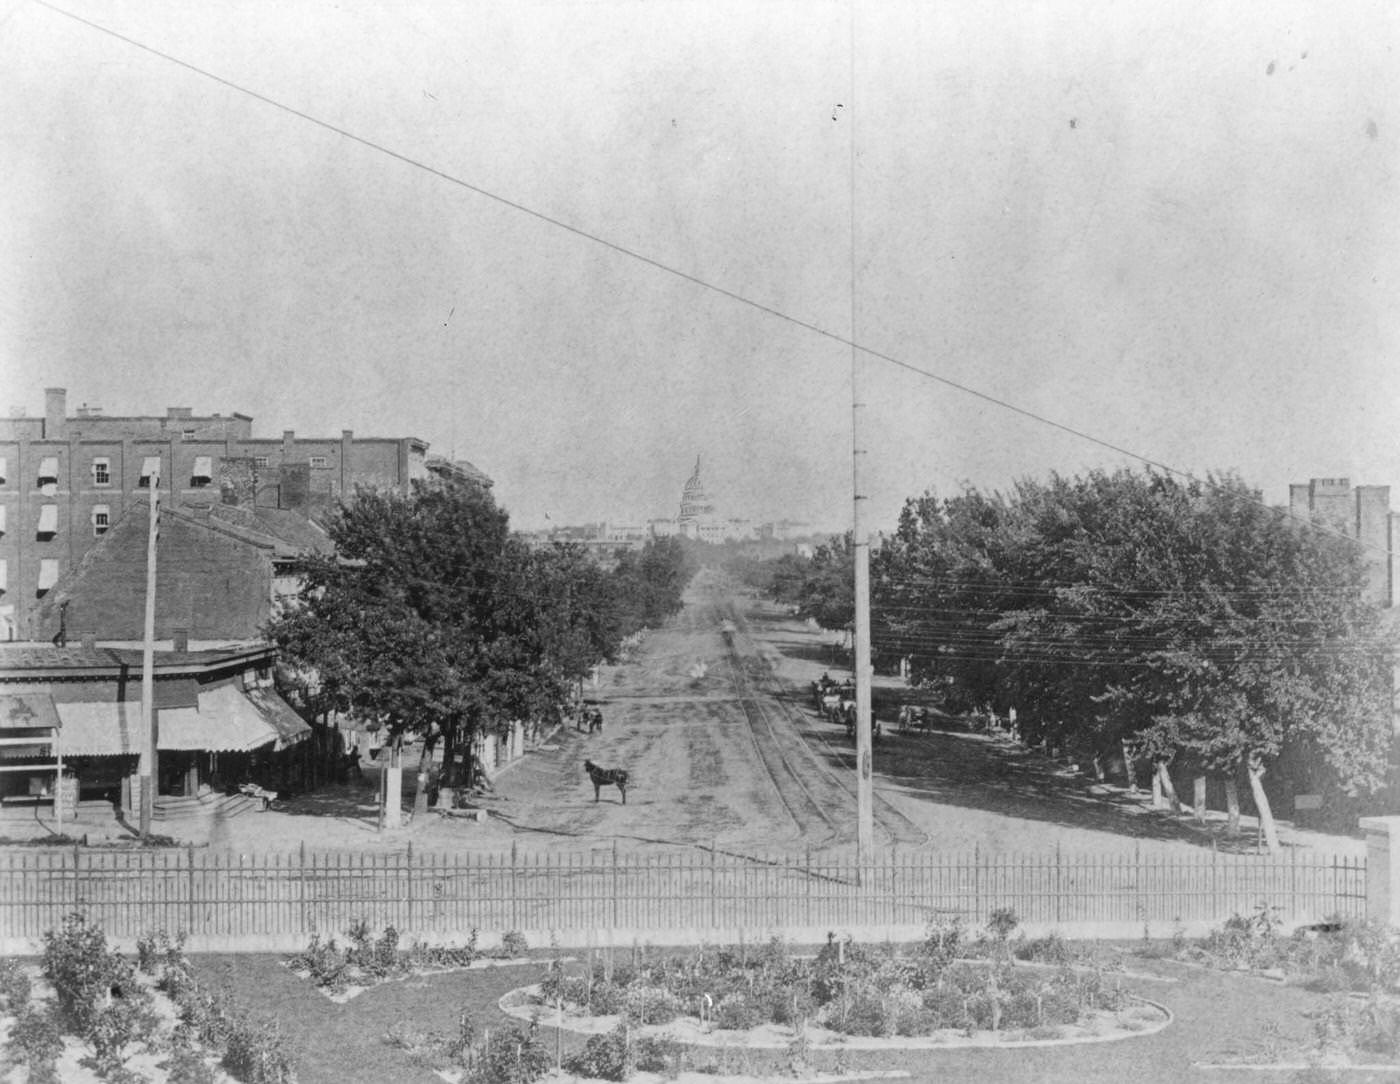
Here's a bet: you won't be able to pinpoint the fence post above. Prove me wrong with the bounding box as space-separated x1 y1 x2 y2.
186 845 196 937
1054 843 1062 926
611 842 619 930
407 841 415 932
511 842 519 933
299 841 308 936
805 849 812 927
710 844 718 929
73 843 82 911
1358 817 1400 926
973 844 980 922
1135 842 1143 926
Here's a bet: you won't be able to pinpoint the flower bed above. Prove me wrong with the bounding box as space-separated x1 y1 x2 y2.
283 923 538 1001
0 914 294 1084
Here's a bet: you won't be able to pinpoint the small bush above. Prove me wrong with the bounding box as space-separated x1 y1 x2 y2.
621 984 683 1026
500 930 530 958
0 955 32 1013
161 1038 220 1084
713 992 764 1031
564 1023 634 1082
464 1022 551 1084
633 1034 686 1075
221 1011 296 1084
42 912 122 1033
10 1004 65 1084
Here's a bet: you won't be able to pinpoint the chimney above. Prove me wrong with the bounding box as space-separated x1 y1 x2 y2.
44 387 66 439
172 627 190 653
167 407 193 419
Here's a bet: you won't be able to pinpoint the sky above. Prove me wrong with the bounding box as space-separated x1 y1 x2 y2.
2 0 1396 533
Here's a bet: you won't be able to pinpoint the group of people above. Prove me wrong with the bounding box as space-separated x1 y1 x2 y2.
579 707 605 734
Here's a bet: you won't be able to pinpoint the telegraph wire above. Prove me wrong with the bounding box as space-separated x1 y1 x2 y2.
31 0 1395 567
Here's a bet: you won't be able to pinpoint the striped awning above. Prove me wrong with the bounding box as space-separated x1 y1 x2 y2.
53 700 142 756
243 687 311 749
159 684 278 752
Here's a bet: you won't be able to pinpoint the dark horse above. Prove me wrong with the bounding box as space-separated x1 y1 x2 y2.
584 760 628 804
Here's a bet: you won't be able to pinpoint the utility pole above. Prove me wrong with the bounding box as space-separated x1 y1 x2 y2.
850 2 875 869
139 463 160 839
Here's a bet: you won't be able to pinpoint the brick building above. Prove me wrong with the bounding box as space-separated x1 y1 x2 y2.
1288 477 1397 609
0 388 490 640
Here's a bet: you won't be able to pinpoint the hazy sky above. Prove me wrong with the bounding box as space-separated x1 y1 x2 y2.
3 1 1396 532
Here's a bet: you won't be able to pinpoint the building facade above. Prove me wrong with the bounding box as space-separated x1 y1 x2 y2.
0 388 489 640
1288 477 1396 609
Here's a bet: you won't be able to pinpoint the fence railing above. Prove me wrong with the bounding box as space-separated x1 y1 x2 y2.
0 844 1366 946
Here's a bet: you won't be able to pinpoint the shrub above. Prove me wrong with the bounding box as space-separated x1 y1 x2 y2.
221 1011 295 1084
633 1034 686 1075
161 1038 220 1084
42 912 123 1034
464 1022 551 1084
713 992 764 1031
500 930 530 958
0 955 32 1013
1016 933 1074 966
622 984 683 1026
920 916 966 970
565 1024 634 1082
82 982 161 1081
10 1004 65 1084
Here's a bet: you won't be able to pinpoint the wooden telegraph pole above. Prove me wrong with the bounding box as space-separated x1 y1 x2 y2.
849 5 874 869
139 462 160 839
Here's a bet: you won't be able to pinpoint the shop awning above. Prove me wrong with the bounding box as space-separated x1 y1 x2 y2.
243 688 312 749
192 455 213 481
0 693 60 731
38 504 58 534
37 559 59 590
140 456 161 484
53 700 142 756
37 456 58 482
159 684 279 752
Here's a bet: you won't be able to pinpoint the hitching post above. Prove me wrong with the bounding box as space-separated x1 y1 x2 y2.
1358 817 1400 926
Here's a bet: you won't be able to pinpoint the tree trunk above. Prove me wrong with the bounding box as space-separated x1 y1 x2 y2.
1155 762 1181 813
382 738 403 830
412 733 437 820
1193 776 1207 824
1120 740 1137 792
1224 775 1241 836
1245 754 1280 854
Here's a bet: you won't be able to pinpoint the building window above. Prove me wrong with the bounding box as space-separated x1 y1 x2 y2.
253 456 269 468
37 559 58 594
92 505 110 536
92 457 111 486
0 559 6 592
138 456 161 487
0 504 6 535
309 456 328 469
182 429 196 440
37 504 58 537
191 456 213 487
0 456 7 484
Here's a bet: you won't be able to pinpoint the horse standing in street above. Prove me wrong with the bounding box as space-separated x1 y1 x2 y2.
584 760 628 804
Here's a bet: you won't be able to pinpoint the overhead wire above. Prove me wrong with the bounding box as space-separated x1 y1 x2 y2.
30 0 1395 569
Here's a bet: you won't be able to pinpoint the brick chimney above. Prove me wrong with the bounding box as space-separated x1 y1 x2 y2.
44 387 66 440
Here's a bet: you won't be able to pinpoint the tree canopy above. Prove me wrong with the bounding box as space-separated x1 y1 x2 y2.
870 470 1394 847
269 480 695 816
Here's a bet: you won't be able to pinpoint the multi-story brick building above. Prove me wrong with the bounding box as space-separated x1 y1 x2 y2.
1289 477 1397 609
0 388 490 640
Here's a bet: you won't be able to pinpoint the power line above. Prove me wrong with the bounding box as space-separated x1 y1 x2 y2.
32 0 1395 565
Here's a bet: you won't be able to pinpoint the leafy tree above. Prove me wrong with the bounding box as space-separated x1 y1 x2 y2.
272 480 599 819
874 470 1395 850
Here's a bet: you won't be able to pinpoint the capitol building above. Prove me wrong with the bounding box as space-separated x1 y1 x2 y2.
645 457 751 542
533 457 813 550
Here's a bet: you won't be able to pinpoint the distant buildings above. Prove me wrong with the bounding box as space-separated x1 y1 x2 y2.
0 387 490 641
526 456 818 552
1288 477 1397 609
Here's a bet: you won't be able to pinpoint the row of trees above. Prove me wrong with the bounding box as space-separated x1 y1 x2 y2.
750 469 1395 850
269 479 695 818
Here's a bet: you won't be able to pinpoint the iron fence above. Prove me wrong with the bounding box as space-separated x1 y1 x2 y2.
0 843 1365 945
